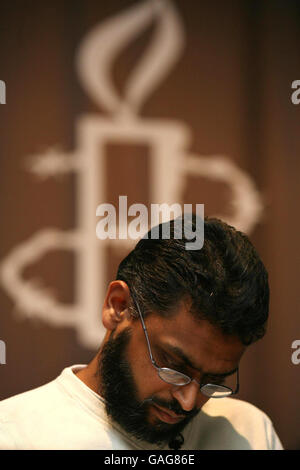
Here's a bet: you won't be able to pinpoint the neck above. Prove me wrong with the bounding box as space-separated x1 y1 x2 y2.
74 346 105 396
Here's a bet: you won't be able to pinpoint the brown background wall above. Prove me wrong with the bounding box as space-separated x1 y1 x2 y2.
0 0 299 449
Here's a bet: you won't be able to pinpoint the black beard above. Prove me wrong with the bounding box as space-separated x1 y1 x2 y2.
98 327 199 446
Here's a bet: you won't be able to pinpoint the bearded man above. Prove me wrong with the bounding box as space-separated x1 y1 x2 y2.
0 216 283 450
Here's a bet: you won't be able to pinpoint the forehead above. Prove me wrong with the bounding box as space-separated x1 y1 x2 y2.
145 301 245 374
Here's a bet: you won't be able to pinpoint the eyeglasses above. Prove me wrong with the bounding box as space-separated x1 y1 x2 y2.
131 293 239 398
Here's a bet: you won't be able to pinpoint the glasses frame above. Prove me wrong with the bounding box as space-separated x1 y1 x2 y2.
131 292 239 398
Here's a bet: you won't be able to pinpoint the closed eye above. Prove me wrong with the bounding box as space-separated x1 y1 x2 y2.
158 348 234 386
159 351 227 384
204 376 226 386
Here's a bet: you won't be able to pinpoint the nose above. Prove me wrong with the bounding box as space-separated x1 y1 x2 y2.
171 380 200 412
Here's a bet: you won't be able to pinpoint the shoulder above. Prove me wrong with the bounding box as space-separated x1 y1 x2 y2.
0 365 85 422
0 379 60 449
0 373 65 416
0 379 58 415
188 397 283 450
0 366 121 449
202 396 269 421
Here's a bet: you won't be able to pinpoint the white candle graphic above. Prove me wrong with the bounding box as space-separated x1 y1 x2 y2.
0 0 263 348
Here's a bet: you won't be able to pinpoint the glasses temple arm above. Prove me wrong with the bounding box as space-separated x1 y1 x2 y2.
131 292 157 366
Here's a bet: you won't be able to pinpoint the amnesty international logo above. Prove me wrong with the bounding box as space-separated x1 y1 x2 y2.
0 0 263 349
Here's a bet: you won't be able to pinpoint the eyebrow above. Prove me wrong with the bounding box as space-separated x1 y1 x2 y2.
162 343 238 378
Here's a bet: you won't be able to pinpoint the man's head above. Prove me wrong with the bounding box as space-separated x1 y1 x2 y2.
98 216 269 445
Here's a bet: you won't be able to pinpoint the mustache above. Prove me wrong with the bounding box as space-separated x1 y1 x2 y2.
144 396 199 419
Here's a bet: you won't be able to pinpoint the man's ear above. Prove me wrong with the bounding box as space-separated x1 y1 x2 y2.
102 280 131 331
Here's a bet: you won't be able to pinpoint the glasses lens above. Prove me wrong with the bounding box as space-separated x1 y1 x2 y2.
158 367 190 386
200 383 233 398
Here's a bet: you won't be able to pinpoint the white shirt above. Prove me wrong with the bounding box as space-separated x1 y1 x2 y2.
0 364 283 450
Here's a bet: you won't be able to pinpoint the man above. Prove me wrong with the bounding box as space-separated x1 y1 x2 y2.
0 216 283 449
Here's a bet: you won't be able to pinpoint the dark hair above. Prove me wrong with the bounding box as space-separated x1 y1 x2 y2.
116 215 269 346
